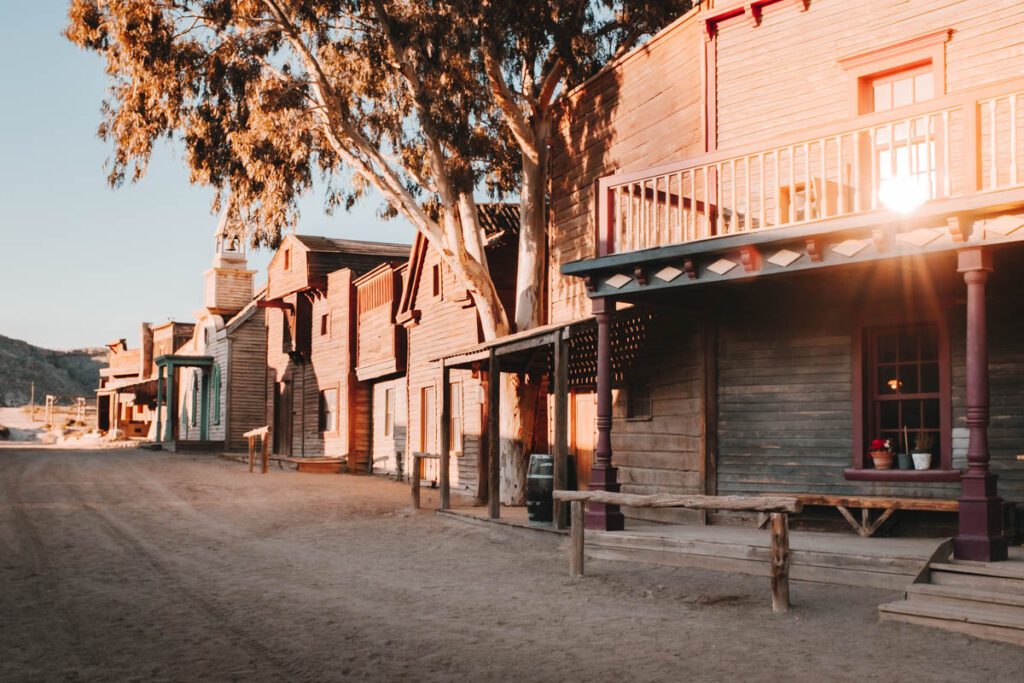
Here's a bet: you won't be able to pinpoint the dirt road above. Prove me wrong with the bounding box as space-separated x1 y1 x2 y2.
1 447 1021 682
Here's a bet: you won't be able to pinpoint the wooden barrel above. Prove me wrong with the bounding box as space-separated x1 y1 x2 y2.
526 453 554 524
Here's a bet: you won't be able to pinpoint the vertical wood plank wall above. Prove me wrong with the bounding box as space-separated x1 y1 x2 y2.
226 307 267 451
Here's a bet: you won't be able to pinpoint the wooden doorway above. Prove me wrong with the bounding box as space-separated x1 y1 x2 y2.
273 380 292 456
419 385 438 482
570 391 596 491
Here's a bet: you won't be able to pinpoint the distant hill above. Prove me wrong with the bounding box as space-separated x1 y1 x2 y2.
0 335 106 406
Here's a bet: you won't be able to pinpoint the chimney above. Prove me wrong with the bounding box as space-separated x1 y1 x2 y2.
140 323 154 378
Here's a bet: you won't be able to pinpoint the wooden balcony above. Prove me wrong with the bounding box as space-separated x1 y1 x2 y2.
597 78 1024 257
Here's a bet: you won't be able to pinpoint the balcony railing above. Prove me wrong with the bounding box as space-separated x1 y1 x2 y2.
596 79 1024 256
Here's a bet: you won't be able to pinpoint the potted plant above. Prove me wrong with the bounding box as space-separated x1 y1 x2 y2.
869 438 895 470
897 426 913 470
912 432 934 470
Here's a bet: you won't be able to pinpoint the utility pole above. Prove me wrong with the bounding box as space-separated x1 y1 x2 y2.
30 382 35 422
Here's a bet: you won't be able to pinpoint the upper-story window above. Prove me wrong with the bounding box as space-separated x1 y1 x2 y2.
283 248 292 270
869 64 933 113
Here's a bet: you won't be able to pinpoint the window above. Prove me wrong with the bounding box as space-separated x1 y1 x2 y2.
320 313 330 337
854 321 952 475
450 382 463 452
319 388 338 433
626 383 652 420
384 387 395 436
283 248 292 270
420 386 436 453
869 64 933 113
191 371 199 427
431 264 442 298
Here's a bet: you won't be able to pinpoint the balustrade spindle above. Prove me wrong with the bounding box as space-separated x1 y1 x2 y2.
942 110 951 197
990 100 998 188
1011 96 1018 186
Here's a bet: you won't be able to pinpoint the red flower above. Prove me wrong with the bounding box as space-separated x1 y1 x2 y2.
870 438 887 450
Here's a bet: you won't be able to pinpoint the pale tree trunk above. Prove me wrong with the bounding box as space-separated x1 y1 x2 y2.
497 117 551 504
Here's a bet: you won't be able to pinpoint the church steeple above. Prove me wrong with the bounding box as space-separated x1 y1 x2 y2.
204 208 254 315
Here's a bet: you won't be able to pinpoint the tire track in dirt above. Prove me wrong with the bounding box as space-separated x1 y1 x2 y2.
0 454 91 670
64 476 326 683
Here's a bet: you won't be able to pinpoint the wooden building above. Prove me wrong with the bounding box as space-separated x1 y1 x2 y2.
397 204 520 494
547 0 1024 570
96 324 154 437
260 234 409 466
354 262 409 476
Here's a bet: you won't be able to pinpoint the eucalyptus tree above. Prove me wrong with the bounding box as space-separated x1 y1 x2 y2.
66 0 689 502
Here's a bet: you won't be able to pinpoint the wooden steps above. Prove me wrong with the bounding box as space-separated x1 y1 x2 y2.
586 526 933 590
879 549 1024 647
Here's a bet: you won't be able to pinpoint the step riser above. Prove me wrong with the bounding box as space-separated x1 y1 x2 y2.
905 593 1024 621
930 570 1024 595
879 610 1024 647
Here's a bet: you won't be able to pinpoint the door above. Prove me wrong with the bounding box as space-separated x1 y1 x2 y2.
571 391 596 490
419 385 437 482
273 380 292 456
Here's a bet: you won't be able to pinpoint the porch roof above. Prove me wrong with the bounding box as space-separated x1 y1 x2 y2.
434 319 592 372
154 354 214 369
561 187 1024 300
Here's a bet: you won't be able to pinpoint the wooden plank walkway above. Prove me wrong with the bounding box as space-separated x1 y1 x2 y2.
440 507 941 590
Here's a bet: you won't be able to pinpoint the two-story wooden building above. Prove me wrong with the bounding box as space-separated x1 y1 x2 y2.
548 0 1023 569
261 235 409 466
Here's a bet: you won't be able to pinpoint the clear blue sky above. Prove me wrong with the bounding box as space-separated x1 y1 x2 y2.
0 3 413 351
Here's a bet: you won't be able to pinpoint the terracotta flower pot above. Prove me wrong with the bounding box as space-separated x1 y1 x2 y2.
870 450 894 470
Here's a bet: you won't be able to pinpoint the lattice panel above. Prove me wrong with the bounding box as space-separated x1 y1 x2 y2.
565 312 656 388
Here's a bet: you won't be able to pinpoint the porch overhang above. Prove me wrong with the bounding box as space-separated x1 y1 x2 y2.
434 319 591 373
561 187 1024 299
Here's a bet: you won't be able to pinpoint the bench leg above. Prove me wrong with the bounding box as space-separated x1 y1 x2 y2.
248 436 255 473
411 456 421 509
570 500 584 578
770 512 790 613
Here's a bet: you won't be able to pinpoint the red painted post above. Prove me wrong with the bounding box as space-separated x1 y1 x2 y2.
953 247 1008 562
585 297 625 531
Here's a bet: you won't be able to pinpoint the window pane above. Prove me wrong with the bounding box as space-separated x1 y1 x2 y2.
898 331 918 362
899 364 918 394
920 328 938 360
915 72 933 101
874 82 891 112
893 76 914 107
878 364 901 394
902 400 922 428
880 401 900 430
920 362 940 393
877 332 898 362
923 398 940 429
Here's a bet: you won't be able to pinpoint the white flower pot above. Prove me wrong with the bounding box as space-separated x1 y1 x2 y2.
912 452 932 470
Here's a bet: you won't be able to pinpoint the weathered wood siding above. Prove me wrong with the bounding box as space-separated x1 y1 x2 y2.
225 307 267 451
548 11 705 325
612 315 706 523
714 0 1024 150
355 264 406 380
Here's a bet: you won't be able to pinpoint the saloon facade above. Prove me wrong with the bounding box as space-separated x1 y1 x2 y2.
546 0 1023 563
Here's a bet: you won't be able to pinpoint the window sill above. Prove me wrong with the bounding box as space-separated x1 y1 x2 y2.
843 468 962 483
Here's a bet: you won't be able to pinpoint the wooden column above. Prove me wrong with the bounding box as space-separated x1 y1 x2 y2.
488 350 501 519
769 512 790 613
953 248 1008 561
569 500 584 577
585 298 624 531
155 368 163 443
164 365 176 443
440 364 451 511
553 333 570 529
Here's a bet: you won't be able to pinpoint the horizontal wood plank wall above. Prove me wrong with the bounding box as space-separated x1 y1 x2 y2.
226 308 266 451
612 315 705 524
715 0 1024 150
356 267 403 378
208 323 228 443
548 13 705 325
314 270 353 459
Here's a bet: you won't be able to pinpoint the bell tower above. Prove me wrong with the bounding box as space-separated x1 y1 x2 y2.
203 211 254 316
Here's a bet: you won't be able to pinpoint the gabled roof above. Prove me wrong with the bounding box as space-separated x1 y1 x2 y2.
396 203 519 323
291 234 410 259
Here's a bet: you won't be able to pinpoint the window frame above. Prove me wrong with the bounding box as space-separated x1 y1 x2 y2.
625 382 653 422
319 386 339 435
384 387 395 437
449 381 463 453
848 309 955 481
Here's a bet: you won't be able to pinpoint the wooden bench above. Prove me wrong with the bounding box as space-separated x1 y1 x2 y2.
410 453 441 509
552 490 802 613
761 494 958 538
243 426 271 474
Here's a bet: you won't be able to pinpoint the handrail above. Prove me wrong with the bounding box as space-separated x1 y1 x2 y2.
552 490 798 612
597 77 1024 256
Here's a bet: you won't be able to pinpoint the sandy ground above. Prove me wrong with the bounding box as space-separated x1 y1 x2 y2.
1 447 1021 682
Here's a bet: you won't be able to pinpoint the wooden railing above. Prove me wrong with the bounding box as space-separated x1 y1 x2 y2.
552 490 802 612
596 80 1024 256
244 426 271 474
